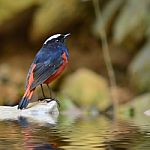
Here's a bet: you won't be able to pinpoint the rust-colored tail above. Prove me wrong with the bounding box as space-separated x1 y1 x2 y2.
18 89 34 110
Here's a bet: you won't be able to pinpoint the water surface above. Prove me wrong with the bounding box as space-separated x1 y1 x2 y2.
0 115 150 150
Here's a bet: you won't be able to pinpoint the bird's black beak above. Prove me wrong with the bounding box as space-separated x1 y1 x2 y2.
64 33 71 39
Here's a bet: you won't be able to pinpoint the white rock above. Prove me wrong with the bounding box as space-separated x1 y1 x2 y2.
0 100 59 125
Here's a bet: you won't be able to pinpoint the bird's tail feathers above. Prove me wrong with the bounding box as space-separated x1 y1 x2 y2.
18 90 33 110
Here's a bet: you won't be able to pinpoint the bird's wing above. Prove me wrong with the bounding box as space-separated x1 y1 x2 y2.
29 56 63 90
25 63 34 90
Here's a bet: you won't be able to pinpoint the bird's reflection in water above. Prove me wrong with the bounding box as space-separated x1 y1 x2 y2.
34 144 60 150
18 117 60 150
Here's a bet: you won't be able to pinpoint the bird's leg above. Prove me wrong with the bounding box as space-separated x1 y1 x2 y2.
39 84 48 101
46 84 60 107
47 84 52 98
41 84 46 98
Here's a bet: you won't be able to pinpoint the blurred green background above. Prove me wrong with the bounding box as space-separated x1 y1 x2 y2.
0 0 150 114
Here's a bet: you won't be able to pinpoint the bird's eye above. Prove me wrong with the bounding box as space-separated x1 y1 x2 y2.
56 39 59 42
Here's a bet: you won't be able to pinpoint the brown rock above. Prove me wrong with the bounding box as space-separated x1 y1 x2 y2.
60 68 111 110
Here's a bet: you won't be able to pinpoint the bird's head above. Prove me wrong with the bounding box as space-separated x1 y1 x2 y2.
44 33 70 45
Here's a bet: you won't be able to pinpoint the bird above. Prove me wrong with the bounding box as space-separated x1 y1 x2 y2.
18 33 70 109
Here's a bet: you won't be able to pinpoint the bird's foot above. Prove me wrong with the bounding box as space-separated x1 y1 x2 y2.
38 97 49 102
46 98 60 108
38 97 60 107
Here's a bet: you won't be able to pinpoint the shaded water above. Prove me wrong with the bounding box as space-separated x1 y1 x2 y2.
0 115 150 150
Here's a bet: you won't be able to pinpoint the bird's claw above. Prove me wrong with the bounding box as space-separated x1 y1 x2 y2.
46 98 60 108
38 97 49 102
38 97 60 107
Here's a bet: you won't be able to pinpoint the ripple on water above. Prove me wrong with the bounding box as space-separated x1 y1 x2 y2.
0 117 150 149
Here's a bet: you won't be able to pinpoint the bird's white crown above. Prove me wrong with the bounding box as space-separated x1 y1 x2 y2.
44 34 62 44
